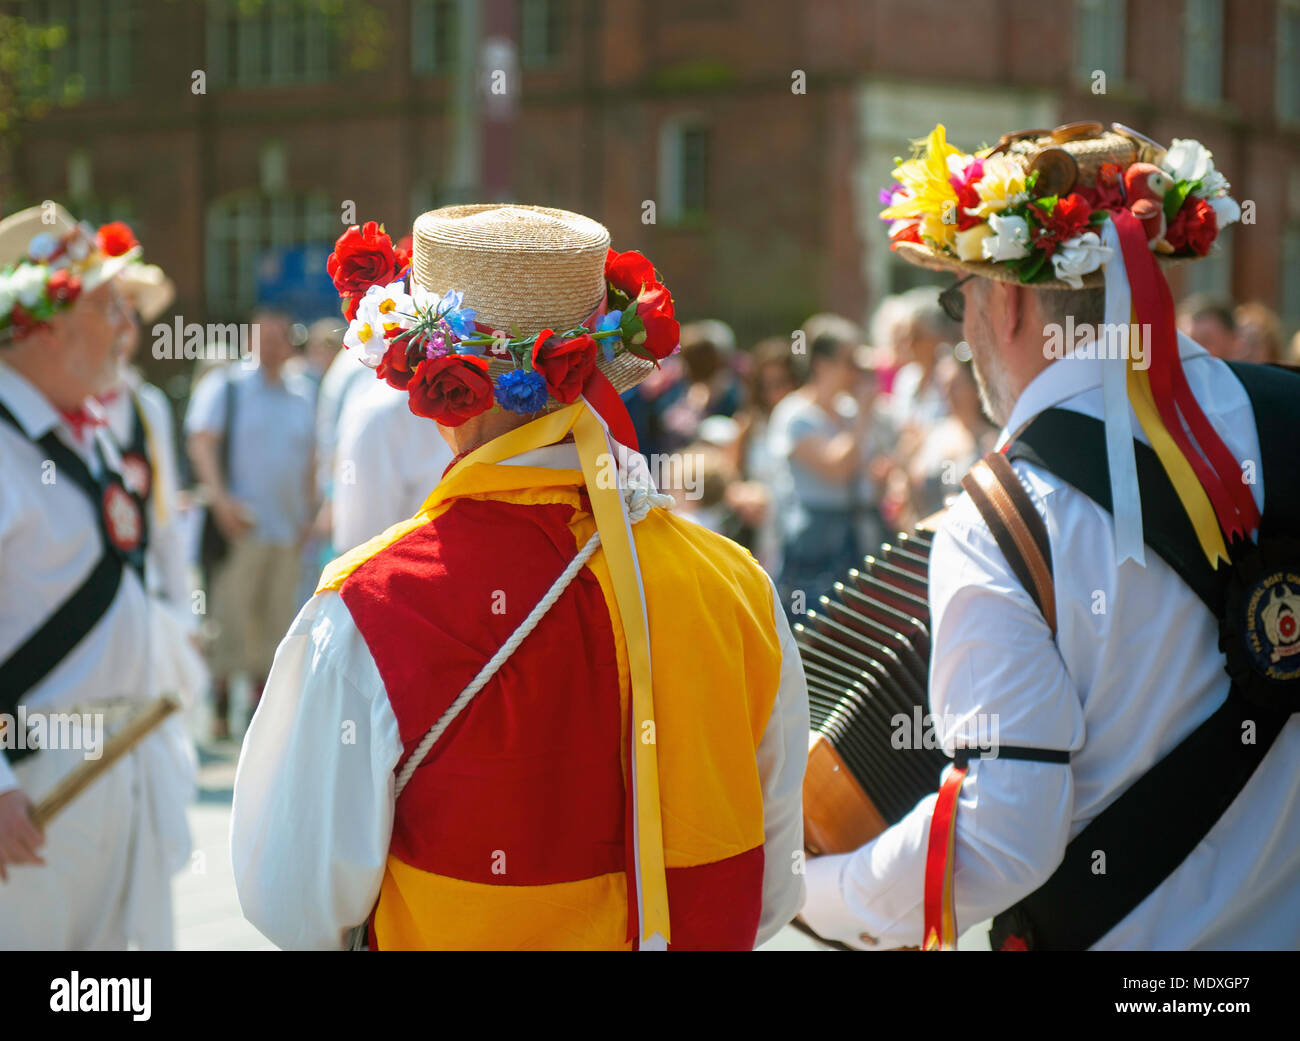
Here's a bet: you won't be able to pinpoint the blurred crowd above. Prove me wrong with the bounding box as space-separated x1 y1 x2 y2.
143 287 1297 738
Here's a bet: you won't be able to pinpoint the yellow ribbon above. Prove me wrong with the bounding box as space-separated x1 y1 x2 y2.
1124 309 1229 568
418 402 671 946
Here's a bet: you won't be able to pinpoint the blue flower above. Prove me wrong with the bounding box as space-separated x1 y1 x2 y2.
444 307 478 338
495 369 549 414
596 310 622 361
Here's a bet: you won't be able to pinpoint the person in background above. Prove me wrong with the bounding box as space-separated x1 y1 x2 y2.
727 336 800 574
1177 294 1237 360
185 308 316 739
331 375 453 553
0 206 194 949
637 319 741 456
768 314 892 613
906 356 999 521
1233 301 1283 365
889 287 957 435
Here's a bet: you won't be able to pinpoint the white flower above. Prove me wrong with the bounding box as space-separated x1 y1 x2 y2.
1162 138 1230 199
1208 194 1240 229
1051 231 1112 289
11 264 48 308
982 213 1031 262
954 224 993 262
344 281 417 367
0 278 16 317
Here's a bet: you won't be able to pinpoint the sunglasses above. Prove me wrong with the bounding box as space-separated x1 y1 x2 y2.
939 275 976 323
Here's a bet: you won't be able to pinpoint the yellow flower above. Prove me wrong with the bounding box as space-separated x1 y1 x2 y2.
970 155 1028 220
880 124 963 249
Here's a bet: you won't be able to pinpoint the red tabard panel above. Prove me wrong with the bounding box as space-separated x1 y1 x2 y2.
665 845 765 950
340 498 626 885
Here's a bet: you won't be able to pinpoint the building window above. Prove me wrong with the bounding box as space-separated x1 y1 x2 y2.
519 0 564 69
21 0 134 99
1074 0 1125 86
1280 1 1300 125
659 119 709 225
206 0 332 88
1183 0 1222 106
411 0 459 75
206 191 337 319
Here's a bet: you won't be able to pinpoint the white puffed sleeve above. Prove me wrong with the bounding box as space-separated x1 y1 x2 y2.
231 590 402 950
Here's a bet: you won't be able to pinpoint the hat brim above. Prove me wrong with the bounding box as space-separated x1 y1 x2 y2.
82 245 143 293
118 264 176 323
892 239 1195 291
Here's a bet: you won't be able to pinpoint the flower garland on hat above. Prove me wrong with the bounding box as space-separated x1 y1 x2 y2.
880 125 1240 287
328 221 679 428
0 220 140 341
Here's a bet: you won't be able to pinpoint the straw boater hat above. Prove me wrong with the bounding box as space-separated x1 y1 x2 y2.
118 262 175 324
882 118 1255 578
883 120 1239 290
328 203 678 436
0 203 142 343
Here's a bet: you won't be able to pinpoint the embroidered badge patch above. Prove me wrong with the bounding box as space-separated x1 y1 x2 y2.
102 481 143 554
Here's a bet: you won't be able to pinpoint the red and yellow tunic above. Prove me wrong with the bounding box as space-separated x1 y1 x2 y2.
316 414 785 950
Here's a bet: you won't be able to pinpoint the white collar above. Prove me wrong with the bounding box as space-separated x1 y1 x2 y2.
498 442 582 470
0 357 65 440
996 332 1209 449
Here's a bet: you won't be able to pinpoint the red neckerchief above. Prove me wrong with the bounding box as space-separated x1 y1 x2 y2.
60 405 107 441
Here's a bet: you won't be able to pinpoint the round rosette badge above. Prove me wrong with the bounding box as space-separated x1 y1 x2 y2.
1222 538 1300 712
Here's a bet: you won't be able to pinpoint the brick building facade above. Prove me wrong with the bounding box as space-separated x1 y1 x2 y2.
9 0 1300 380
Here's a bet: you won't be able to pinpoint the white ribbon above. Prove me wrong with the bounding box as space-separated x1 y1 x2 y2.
1100 217 1145 567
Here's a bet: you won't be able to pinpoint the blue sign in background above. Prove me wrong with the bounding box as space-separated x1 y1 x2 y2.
256 243 340 321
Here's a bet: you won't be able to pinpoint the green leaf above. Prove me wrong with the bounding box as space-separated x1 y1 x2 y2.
623 339 657 362
1164 178 1200 223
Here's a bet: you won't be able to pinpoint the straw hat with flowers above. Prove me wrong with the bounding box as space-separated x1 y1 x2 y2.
326 204 678 445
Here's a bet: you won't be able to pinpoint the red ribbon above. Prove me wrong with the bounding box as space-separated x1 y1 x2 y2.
581 364 639 452
922 760 968 950
60 405 106 440
1111 210 1256 542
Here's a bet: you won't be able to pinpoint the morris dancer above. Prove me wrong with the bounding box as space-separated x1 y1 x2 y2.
0 205 194 949
232 204 809 950
802 121 1300 950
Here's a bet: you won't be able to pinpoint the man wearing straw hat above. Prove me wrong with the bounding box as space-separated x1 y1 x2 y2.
0 204 194 949
231 205 809 950
801 122 1300 950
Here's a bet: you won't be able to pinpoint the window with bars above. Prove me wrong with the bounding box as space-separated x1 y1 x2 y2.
205 0 332 88
1183 0 1222 106
659 119 710 225
206 191 338 319
20 0 134 100
519 0 565 69
1074 0 1125 86
411 0 459 74
1280 1 1300 125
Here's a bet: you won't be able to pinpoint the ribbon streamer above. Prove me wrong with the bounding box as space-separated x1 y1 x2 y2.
1099 217 1145 567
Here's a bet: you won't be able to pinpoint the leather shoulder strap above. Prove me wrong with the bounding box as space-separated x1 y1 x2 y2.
961 451 1057 636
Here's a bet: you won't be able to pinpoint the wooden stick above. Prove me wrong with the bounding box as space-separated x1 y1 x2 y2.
29 697 180 829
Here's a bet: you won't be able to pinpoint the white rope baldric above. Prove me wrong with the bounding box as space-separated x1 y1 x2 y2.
392 477 674 800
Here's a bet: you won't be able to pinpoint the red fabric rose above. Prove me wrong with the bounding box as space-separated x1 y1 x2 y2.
46 269 82 305
532 330 598 403
1079 162 1126 212
889 222 923 246
327 221 406 297
407 355 494 426
1165 195 1218 257
377 337 417 390
8 303 48 339
96 222 138 258
1030 192 1092 256
633 285 680 361
605 249 674 316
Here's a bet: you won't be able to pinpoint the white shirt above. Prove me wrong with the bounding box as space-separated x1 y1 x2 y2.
232 442 809 950
331 378 453 553
801 336 1300 950
0 359 195 947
